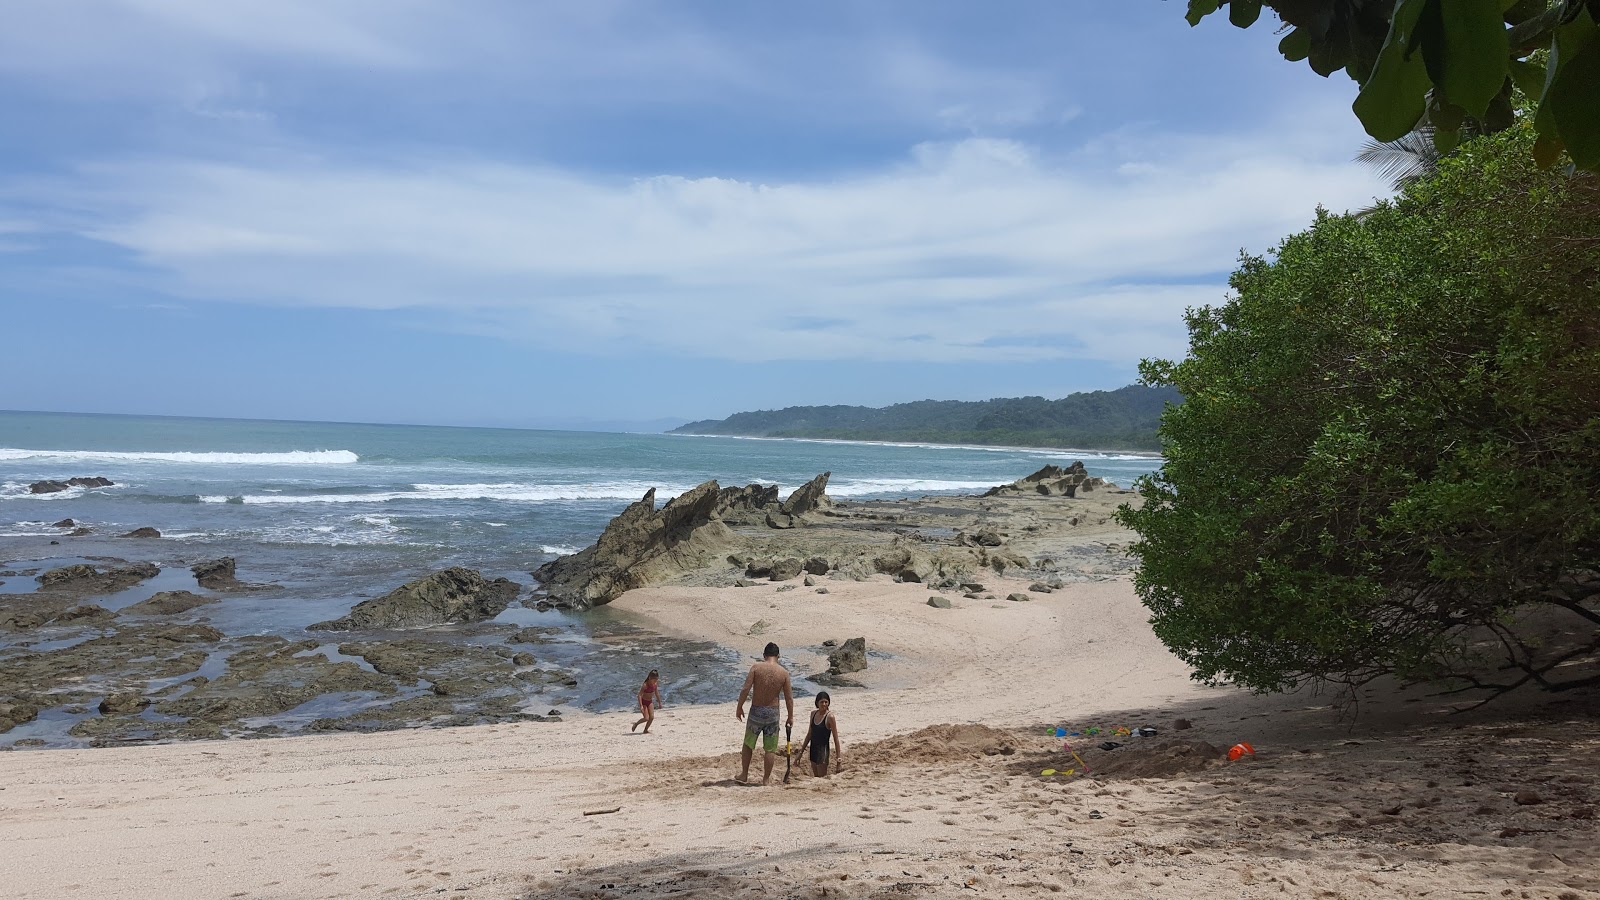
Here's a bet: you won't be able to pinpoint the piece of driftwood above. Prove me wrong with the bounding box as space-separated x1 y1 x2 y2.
582 806 622 816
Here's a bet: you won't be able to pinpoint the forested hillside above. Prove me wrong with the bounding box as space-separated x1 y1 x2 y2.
670 385 1178 450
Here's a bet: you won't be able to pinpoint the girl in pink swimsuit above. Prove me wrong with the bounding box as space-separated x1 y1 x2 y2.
632 670 664 733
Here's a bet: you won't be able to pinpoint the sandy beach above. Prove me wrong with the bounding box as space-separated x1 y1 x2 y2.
2 573 1596 899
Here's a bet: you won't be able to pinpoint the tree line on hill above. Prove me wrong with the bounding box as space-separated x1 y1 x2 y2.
669 384 1179 451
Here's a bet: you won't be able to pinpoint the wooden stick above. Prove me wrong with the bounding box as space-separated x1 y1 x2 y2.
582 806 622 816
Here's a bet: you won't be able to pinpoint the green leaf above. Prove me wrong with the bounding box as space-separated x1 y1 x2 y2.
1186 0 1222 27
1229 0 1262 29
1508 57 1548 100
1432 126 1462 154
1354 0 1436 141
1279 27 1313 62
1435 0 1512 116
1545 30 1600 169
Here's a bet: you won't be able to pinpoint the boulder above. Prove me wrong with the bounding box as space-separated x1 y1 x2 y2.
190 557 266 592
927 596 952 609
1007 593 1032 602
309 567 521 630
873 545 936 583
29 481 69 494
827 637 867 674
52 519 75 528
99 693 151 715
768 558 804 582
1028 582 1054 594
803 557 830 576
68 477 114 488
122 527 161 539
0 701 40 733
530 481 735 608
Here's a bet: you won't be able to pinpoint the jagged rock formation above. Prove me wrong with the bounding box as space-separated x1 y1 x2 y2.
533 474 837 607
532 481 737 608
983 463 1108 498
309 567 521 630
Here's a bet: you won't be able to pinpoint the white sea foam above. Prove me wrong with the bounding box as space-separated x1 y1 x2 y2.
0 448 359 465
826 478 1001 497
539 544 581 555
198 481 682 505
0 481 91 500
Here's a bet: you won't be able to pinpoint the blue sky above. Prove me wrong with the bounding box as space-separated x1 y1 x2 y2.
0 1 1389 431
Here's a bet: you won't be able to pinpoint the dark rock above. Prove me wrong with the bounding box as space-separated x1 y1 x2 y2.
809 673 865 688
779 472 832 518
768 558 803 581
52 519 75 528
1513 791 1544 806
873 545 935 583
30 481 70 494
735 579 759 587
121 527 161 539
1174 718 1192 731
531 482 734 608
98 692 151 715
803 557 830 576
827 637 867 674
123 591 217 616
1028 582 1054 593
983 462 1092 498
190 558 265 592
55 604 116 624
803 575 817 587
1007 593 1031 602
510 626 559 643
309 567 521 630
68 477 114 488
0 701 40 733
927 596 951 609
816 588 829 594
512 653 536 666
37 562 159 595
69 528 91 536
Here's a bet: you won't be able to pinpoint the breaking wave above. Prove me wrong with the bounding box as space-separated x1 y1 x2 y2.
0 448 359 465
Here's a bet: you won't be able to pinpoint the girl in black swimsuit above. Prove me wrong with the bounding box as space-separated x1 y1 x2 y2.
797 691 842 778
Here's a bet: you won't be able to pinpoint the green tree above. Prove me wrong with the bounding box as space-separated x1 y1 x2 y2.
1118 126 1600 695
1184 1 1600 171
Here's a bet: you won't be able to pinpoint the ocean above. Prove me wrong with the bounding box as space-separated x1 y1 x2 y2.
0 410 1162 746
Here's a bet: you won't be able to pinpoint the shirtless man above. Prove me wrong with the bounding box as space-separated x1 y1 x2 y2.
735 642 795 785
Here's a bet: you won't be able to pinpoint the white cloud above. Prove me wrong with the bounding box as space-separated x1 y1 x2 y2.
13 121 1387 366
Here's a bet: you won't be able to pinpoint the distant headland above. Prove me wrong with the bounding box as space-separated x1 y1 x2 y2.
669 384 1179 451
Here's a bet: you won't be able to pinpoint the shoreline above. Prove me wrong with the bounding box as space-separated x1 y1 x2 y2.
3 574 1595 899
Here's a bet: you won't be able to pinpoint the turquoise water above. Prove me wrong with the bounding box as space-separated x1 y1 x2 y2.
0 410 1162 742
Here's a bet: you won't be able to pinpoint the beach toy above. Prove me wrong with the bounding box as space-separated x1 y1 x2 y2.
1086 727 1101 736
1055 727 1067 738
1227 742 1256 761
1114 727 1131 737
1134 726 1158 738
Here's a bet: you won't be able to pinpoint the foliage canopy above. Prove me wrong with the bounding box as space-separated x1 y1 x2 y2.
1184 0 1600 171
1119 127 1600 694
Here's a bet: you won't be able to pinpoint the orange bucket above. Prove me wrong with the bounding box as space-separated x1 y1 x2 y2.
1227 742 1256 761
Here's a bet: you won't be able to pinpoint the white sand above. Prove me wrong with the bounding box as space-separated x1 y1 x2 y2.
2 576 1596 899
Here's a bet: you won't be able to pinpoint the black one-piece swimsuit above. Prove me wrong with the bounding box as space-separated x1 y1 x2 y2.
808 713 832 766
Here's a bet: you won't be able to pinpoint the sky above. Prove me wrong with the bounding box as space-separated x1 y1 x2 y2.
0 1 1391 432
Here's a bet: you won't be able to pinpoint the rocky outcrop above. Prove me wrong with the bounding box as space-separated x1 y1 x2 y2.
123 591 217 616
190 557 268 592
713 483 781 525
309 568 521 630
984 462 1108 498
36 562 159 595
98 692 151 715
121 527 161 538
29 477 113 494
531 481 735 608
828 637 867 674
766 472 832 529
0 700 39 733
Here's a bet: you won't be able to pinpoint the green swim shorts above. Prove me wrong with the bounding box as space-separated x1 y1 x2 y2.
743 706 781 752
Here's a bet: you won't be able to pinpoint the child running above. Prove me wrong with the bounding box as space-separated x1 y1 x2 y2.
631 669 665 733
796 691 842 777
